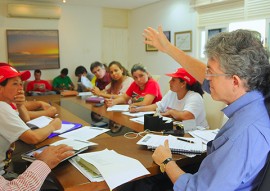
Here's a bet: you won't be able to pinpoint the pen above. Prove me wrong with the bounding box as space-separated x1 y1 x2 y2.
177 137 194 144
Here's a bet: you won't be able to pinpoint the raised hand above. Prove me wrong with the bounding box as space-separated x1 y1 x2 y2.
143 26 171 53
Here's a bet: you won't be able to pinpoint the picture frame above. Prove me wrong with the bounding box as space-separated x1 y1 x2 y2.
6 30 60 70
174 30 192 52
145 31 171 52
145 40 158 52
164 31 171 42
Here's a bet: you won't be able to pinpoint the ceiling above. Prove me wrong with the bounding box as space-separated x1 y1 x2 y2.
6 0 162 9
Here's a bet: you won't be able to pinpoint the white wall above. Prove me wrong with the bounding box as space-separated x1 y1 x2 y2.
128 0 197 94
0 1 102 83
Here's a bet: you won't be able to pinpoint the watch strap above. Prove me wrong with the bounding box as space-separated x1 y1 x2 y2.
162 157 173 165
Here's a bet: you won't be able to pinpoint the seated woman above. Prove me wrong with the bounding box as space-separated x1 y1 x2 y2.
0 65 62 176
106 63 162 107
91 61 134 99
130 68 208 128
24 101 58 120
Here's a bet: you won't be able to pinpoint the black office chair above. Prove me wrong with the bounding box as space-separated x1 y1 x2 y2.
257 152 270 191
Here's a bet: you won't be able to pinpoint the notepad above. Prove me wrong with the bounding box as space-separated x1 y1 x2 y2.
137 134 205 155
26 116 83 138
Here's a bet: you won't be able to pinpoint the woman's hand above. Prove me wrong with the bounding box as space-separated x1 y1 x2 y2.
14 90 26 107
105 98 114 107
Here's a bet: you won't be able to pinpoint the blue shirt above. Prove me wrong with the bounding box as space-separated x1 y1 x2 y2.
174 80 270 191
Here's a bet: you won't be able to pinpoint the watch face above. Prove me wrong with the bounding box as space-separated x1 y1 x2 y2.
160 163 165 173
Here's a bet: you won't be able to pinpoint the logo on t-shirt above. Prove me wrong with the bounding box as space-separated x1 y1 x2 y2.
131 91 144 103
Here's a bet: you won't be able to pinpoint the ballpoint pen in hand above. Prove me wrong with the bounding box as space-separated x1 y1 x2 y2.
177 137 194 144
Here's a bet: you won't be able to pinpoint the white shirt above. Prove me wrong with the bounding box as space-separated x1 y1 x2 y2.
156 90 208 128
0 102 29 165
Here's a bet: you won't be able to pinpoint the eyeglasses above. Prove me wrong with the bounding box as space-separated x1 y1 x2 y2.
205 68 230 78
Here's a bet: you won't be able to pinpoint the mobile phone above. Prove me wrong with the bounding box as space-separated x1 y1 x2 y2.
21 145 49 162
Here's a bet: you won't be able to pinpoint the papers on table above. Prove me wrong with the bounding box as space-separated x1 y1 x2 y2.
50 139 97 151
60 126 109 141
130 116 173 125
70 149 150 190
137 134 206 157
189 129 219 144
26 116 53 128
107 105 129 112
26 116 77 134
77 92 93 96
122 111 155 117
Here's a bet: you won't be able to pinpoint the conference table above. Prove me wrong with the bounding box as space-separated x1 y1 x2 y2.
29 95 205 191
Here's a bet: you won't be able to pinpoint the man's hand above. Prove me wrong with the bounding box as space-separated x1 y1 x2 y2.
34 144 74 169
152 140 172 165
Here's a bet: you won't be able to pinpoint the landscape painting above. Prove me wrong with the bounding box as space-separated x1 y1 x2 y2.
6 30 60 70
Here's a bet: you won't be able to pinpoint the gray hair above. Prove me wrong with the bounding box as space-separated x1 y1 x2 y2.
204 29 270 92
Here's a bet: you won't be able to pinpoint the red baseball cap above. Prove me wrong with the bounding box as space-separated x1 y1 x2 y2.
166 68 196 86
0 65 31 83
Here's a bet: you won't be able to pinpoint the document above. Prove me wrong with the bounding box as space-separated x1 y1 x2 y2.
60 126 109 141
26 116 80 135
72 149 150 190
189 129 219 144
122 111 155 117
137 134 206 155
107 104 129 112
50 138 97 150
77 92 93 96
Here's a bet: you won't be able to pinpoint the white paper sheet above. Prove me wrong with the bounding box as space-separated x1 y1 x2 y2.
107 105 129 112
60 126 109 141
77 149 150 190
26 116 53 128
189 129 219 144
50 139 97 150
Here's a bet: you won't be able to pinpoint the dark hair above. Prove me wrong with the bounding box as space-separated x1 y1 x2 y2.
34 69 41 74
0 79 8 86
109 61 130 77
205 29 270 115
130 63 152 78
108 61 130 91
61 68 68 75
179 78 204 97
75 66 87 76
90 61 105 72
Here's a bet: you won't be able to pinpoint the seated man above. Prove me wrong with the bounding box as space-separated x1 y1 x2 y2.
52 68 75 93
90 61 111 91
26 69 56 96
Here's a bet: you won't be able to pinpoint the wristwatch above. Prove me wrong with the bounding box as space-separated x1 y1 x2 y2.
160 157 173 173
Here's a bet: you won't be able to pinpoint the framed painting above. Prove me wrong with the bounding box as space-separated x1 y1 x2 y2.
174 30 192 52
6 30 60 70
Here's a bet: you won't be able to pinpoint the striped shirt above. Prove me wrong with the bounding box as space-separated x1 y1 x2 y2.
0 160 51 191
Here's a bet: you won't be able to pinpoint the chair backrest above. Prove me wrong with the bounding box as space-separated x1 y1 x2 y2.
203 93 226 129
152 75 161 82
257 153 270 191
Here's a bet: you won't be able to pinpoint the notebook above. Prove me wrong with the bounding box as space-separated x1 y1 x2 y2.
137 134 205 155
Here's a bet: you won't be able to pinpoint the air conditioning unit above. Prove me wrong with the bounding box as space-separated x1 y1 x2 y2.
7 4 61 19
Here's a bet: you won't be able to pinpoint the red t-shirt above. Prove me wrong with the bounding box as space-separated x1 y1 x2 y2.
126 78 162 104
26 80 52 92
